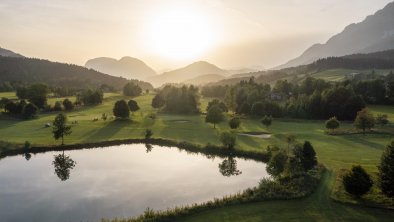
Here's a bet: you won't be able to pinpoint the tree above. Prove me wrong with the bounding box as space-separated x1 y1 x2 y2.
378 141 394 197
266 151 288 177
22 103 38 119
128 100 140 114
261 115 272 128
207 99 228 113
325 117 340 132
220 132 236 149
205 105 224 129
229 117 241 129
343 165 373 197
52 113 72 145
53 151 76 181
152 94 165 109
123 82 142 97
113 100 130 119
300 141 317 171
63 99 74 111
354 108 375 135
376 114 389 126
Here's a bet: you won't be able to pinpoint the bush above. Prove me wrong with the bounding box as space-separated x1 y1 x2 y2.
220 132 236 149
266 151 288 177
261 115 272 128
343 165 373 197
376 114 389 126
229 117 241 129
378 141 394 197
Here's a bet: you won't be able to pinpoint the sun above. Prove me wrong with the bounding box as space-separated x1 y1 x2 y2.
146 9 215 61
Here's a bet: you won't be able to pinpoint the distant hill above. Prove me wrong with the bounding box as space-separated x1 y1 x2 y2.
0 47 24 58
148 61 229 87
85 56 156 80
183 74 226 85
277 2 394 69
0 57 153 90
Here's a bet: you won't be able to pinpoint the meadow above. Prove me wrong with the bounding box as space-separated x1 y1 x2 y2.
1 91 394 221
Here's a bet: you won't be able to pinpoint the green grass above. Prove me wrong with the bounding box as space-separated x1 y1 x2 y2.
1 92 394 221
309 69 391 82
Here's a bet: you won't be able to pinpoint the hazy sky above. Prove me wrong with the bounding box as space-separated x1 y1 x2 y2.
0 0 392 71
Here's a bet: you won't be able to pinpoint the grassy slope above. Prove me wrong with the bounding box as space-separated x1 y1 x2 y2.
1 92 394 221
309 69 390 82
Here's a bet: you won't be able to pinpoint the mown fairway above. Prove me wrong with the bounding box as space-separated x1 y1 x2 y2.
1 92 394 221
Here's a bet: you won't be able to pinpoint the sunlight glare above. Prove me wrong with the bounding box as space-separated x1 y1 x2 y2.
146 8 215 61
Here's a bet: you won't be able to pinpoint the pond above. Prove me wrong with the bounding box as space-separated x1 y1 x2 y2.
0 144 268 222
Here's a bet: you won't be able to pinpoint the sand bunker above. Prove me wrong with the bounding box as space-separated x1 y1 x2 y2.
238 133 272 139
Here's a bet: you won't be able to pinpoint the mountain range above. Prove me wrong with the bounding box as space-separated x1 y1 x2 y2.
85 57 156 80
277 1 394 69
147 61 229 87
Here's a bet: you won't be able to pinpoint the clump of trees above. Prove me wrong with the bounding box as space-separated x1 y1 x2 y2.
16 83 49 108
123 82 142 97
267 141 318 178
77 89 103 105
151 85 199 114
52 113 72 145
342 165 373 197
62 99 74 111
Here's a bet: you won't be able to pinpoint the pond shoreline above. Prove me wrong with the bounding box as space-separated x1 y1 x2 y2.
0 138 270 163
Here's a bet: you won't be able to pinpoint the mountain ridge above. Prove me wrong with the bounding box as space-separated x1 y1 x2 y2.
276 1 394 69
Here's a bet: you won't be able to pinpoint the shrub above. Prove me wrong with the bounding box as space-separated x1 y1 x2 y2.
343 165 373 197
266 151 288 177
229 117 241 129
261 115 272 128
376 114 389 126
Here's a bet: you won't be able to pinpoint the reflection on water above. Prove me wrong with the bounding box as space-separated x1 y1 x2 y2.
52 151 76 181
0 144 268 222
219 157 242 177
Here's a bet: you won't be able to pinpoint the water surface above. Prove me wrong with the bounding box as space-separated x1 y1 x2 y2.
0 144 268 221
